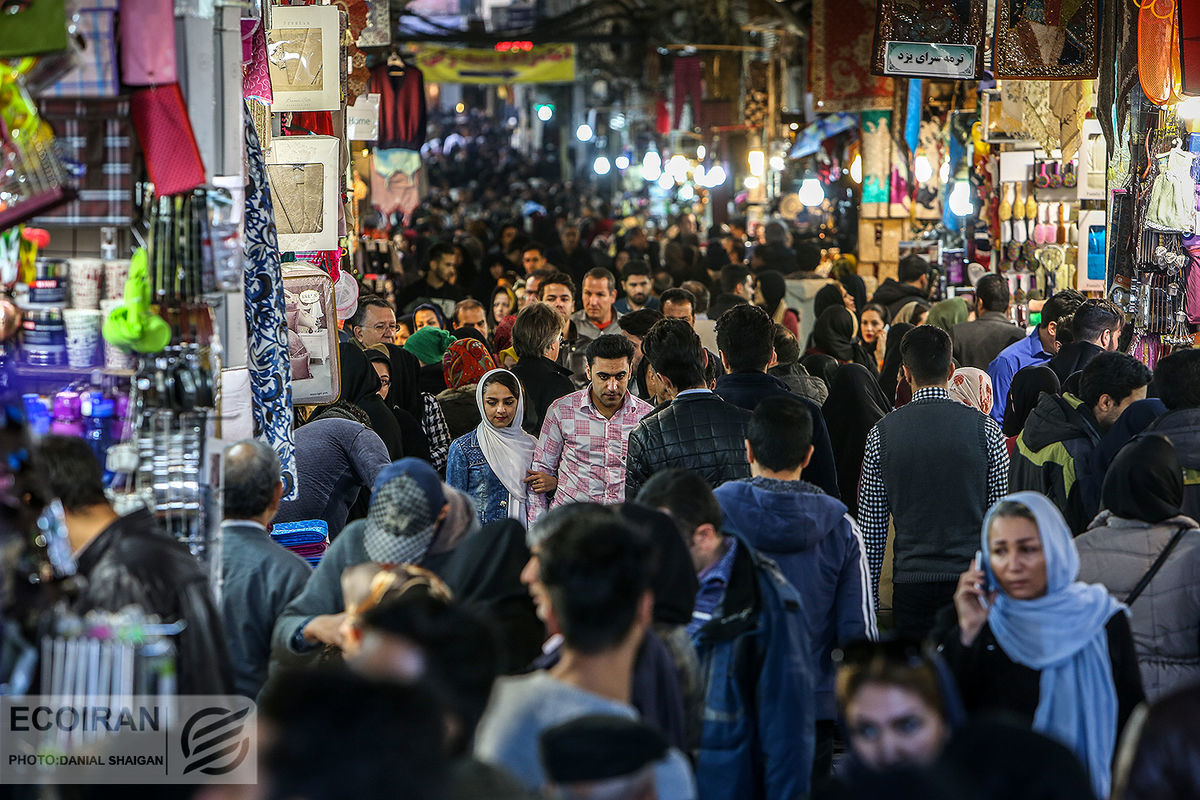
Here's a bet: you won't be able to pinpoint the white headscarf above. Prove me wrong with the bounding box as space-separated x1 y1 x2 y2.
475 368 536 522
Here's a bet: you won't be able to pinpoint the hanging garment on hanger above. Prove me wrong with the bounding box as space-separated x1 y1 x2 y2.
240 100 299 500
370 148 423 219
1146 146 1196 233
369 62 426 150
672 56 702 130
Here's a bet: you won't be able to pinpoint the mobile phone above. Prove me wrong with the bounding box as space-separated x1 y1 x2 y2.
973 551 990 610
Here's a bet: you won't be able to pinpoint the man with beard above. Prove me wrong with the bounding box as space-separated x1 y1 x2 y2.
615 261 660 313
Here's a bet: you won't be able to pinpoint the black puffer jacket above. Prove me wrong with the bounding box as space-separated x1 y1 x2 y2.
869 278 930 319
73 509 234 695
625 391 751 499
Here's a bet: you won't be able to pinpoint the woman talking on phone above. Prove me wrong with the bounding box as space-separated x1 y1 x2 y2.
937 492 1144 799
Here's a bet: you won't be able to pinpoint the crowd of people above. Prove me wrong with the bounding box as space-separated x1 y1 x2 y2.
10 189 1200 800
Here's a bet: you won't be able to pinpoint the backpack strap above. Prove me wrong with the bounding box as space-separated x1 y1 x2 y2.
1125 525 1191 606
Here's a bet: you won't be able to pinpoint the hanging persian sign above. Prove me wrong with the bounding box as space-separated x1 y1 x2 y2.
872 0 986 78
412 44 575 84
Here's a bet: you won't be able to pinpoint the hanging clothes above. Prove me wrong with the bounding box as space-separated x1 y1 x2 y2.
241 101 299 499
369 62 426 150
370 148 423 219
1146 146 1196 234
672 56 702 130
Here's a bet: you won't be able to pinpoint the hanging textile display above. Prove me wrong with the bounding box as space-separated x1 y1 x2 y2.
369 62 427 150
1183 2 1200 95
240 102 298 499
993 0 1102 79
370 149 424 219
673 56 702 130
811 0 893 112
1138 0 1183 106
870 0 986 78
860 110 893 216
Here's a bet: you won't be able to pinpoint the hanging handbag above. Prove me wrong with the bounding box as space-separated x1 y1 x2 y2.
119 0 177 85
0 0 68 58
130 84 206 197
1124 524 1190 606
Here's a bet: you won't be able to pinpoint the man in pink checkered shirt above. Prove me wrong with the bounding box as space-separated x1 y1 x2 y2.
525 334 654 524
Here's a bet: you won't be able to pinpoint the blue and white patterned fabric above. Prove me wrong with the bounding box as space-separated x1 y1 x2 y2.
242 101 298 498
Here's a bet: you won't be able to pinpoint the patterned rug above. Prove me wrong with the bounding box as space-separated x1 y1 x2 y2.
994 0 1101 79
811 0 893 112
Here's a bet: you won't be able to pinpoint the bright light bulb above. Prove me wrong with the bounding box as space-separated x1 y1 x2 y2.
948 181 974 216
536 105 553 122
615 154 630 170
593 156 611 176
693 164 707 184
697 145 706 160
705 165 727 187
643 150 661 171
455 102 465 113
939 159 950 183
657 172 675 190
744 176 761 190
679 185 695 201
1178 97 1200 119
747 150 765 177
914 153 933 183
610 113 626 130
576 123 593 142
667 154 690 181
798 177 824 207
849 154 862 183
769 155 785 172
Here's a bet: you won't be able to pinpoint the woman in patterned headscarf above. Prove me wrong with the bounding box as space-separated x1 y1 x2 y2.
436 338 498 440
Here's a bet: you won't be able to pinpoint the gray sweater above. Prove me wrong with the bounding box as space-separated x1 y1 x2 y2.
274 418 391 535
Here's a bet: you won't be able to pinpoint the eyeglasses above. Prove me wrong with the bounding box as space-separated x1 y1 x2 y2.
371 322 399 333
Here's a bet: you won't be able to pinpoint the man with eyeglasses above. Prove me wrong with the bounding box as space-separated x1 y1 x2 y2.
348 295 398 348
525 335 653 524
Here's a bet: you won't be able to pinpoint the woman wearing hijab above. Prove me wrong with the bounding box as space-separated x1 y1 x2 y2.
490 285 517 331
362 346 432 464
799 353 841 393
947 367 994 416
1076 435 1200 702
405 325 457 395
809 306 877 375
754 270 800 337
927 297 971 333
436 338 498 439
857 302 889 372
878 321 914 406
411 302 447 331
822 363 890 517
1001 366 1061 454
445 369 536 526
336 342 406 460
892 301 929 326
939 492 1145 799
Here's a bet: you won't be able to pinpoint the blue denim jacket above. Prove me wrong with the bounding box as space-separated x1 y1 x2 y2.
446 430 511 526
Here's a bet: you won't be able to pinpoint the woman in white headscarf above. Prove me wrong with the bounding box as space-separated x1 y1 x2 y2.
446 368 536 525
939 492 1145 799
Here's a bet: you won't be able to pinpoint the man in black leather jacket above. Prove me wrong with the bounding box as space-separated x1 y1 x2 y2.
626 319 751 499
35 435 233 695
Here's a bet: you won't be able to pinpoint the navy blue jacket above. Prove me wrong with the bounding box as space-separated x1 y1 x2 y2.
692 534 816 800
713 371 841 500
714 478 876 721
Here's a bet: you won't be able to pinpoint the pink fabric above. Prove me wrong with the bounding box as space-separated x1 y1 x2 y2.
120 0 176 85
242 20 273 104
948 367 994 415
1185 236 1200 325
527 387 655 525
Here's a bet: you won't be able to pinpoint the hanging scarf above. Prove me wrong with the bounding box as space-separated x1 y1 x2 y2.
474 369 536 523
982 491 1125 799
241 101 298 498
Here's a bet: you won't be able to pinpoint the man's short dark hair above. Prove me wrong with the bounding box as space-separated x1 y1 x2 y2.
900 325 953 386
523 241 546 256
428 242 456 263
620 260 651 281
1040 289 1086 329
642 318 705 390
715 304 774 372
659 288 696 314
636 469 723 544
223 439 281 520
898 255 931 284
583 267 617 293
680 281 709 314
976 274 1010 313
586 333 636 365
1079 352 1152 409
748 396 813 472
720 264 751 295
538 516 651 654
513 303 564 360
349 294 393 330
259 668 446 800
35 435 108 513
538 271 576 299
451 298 485 325
772 324 800 366
1152 349 1200 410
795 242 821 273
1070 299 1123 344
361 593 498 755
620 307 663 337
